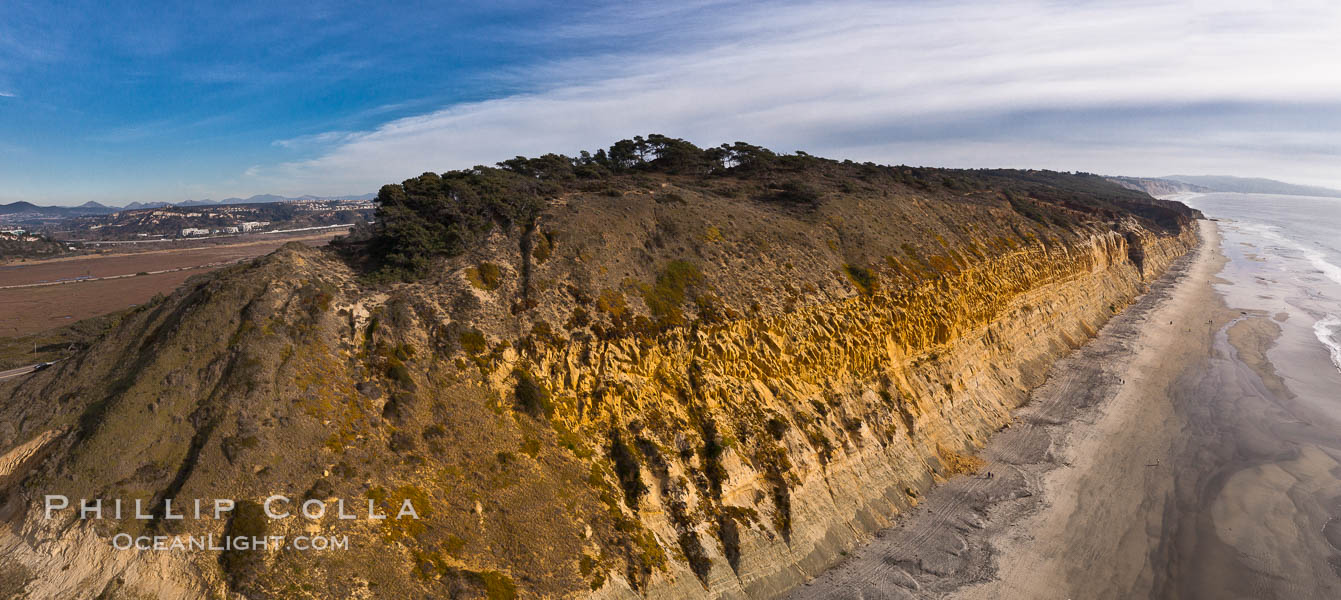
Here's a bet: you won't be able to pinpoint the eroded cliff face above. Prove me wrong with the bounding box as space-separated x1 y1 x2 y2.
1107 176 1208 198
0 162 1199 599
531 224 1197 598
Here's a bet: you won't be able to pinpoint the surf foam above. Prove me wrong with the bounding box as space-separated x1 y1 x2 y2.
1315 314 1341 374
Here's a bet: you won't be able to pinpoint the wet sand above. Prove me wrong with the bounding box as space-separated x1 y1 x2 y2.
791 220 1341 599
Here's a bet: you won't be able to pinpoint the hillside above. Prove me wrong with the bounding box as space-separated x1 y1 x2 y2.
0 137 1201 599
1162 174 1341 198
0 231 70 261
1107 176 1209 197
0 202 117 218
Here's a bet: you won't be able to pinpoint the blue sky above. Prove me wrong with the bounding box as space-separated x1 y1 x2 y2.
3 0 1341 205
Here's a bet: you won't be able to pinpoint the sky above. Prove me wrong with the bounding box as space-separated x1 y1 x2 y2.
2 0 1341 205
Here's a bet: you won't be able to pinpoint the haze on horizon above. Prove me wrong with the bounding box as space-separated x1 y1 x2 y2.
2 0 1341 206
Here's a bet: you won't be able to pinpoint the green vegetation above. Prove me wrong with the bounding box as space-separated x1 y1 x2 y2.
471 570 518 600
466 262 502 290
531 230 554 263
842 264 878 296
512 367 552 419
459 329 487 354
360 170 552 280
219 500 269 590
641 259 703 330
767 180 821 205
354 134 1196 282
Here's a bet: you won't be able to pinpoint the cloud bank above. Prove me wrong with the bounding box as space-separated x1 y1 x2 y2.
243 0 1341 195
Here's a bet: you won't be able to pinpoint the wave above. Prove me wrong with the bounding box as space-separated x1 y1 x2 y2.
1233 221 1341 288
1305 249 1341 288
1315 314 1341 374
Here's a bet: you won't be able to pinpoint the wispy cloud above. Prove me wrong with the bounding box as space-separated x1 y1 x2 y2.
271 130 357 150
0 91 15 98
238 0 1341 195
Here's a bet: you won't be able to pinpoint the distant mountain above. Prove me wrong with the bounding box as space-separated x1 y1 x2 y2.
1162 175 1341 198
1 201 119 218
0 201 73 217
0 201 41 214
175 192 376 206
122 201 172 210
0 193 377 218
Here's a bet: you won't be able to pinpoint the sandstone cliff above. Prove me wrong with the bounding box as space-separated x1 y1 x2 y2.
0 140 1200 599
1107 176 1209 197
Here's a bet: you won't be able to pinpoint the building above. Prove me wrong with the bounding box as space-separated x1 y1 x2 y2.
180 228 210 237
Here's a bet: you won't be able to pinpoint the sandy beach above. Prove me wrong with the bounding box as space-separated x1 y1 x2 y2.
791 219 1341 599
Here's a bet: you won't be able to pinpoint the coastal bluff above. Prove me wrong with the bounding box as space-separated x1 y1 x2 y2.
0 139 1200 599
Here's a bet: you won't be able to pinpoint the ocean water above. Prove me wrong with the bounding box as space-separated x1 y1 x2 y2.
1169 192 1341 594
1177 192 1341 376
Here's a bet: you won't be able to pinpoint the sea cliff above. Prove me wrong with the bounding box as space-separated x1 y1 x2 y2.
0 140 1200 599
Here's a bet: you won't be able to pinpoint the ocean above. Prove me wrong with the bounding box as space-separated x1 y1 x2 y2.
1177 192 1341 377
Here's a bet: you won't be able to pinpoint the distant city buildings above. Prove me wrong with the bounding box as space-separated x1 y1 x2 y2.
8 198 370 243
0 230 43 242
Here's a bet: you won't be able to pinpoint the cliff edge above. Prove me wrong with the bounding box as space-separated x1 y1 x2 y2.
0 137 1201 599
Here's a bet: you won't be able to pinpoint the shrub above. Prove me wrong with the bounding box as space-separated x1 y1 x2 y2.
219 501 268 588
385 357 414 387
459 329 487 355
642 260 703 330
609 431 648 511
655 191 686 204
531 231 553 263
513 367 552 418
843 264 878 296
466 262 502 290
766 180 821 205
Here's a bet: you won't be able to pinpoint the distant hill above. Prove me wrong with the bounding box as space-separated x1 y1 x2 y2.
0 201 96 217
1162 175 1341 198
122 201 172 210
176 192 377 206
0 201 42 214
0 193 377 217
1107 176 1210 197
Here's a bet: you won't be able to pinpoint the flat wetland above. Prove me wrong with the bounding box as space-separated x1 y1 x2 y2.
0 231 341 356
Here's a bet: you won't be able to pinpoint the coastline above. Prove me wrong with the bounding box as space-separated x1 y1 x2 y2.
794 215 1341 599
790 219 1239 598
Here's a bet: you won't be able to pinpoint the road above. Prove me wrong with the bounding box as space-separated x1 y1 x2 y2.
0 258 245 290
0 363 45 380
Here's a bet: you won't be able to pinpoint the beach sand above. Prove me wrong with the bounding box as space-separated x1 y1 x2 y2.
790 220 1341 599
